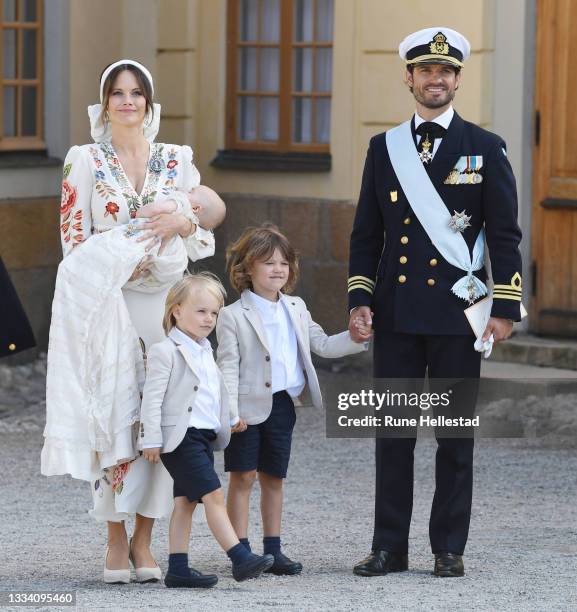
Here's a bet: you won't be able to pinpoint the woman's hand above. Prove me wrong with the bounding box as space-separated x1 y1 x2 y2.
128 255 153 281
136 213 195 249
143 447 161 463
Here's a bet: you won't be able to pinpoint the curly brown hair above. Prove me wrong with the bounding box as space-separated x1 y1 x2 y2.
226 223 299 294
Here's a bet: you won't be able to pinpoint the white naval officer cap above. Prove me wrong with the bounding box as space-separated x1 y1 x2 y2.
399 27 471 68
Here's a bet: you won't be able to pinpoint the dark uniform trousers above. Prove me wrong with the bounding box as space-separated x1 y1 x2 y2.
372 331 480 555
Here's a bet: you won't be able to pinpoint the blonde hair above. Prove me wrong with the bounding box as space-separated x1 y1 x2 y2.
162 271 227 335
226 223 299 294
188 186 226 230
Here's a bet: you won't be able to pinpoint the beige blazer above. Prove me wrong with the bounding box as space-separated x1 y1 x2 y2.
138 328 231 453
216 290 367 425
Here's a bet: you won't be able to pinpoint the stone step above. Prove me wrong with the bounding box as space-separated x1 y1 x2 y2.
491 333 577 370
479 360 577 401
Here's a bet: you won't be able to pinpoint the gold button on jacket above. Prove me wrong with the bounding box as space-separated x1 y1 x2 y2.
399 256 407 264
427 279 436 286
398 275 407 283
400 236 408 245
403 217 411 225
429 258 438 266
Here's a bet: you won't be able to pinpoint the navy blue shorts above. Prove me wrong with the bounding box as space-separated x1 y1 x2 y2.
224 391 296 479
161 427 221 502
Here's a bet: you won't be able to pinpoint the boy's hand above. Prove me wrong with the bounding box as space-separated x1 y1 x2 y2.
349 306 373 342
231 418 247 433
143 447 161 463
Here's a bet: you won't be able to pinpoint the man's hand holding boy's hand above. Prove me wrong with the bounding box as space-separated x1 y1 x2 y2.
349 306 373 343
231 418 247 433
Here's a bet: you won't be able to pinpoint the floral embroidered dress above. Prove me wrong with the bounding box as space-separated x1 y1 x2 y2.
57 141 213 522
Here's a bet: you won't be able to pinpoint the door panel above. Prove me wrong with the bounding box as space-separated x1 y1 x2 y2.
531 0 577 335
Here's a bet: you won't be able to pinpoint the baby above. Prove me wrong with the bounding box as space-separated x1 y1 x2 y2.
125 186 225 285
135 185 226 253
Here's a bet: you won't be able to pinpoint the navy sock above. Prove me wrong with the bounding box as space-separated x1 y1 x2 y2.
227 543 251 565
263 536 281 556
168 553 190 577
239 538 251 552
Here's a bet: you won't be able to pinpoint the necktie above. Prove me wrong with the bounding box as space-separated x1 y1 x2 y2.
415 122 447 164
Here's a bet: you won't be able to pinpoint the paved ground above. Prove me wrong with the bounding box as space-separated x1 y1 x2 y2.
0 358 576 611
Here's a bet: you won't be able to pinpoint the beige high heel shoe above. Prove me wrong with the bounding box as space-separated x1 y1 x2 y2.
129 538 162 583
103 548 130 584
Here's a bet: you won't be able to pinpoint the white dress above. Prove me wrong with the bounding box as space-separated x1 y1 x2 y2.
58 141 214 522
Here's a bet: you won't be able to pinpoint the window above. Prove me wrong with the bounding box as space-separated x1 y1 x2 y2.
0 0 44 151
226 0 333 155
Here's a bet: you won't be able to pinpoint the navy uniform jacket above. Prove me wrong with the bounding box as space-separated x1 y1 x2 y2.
348 112 523 335
0 257 36 358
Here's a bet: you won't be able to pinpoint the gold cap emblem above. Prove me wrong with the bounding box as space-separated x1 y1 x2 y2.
430 32 450 55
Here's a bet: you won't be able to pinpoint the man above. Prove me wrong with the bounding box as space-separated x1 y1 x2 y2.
0 256 36 359
348 27 522 577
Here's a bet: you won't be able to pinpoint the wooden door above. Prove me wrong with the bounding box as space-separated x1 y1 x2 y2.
532 0 577 335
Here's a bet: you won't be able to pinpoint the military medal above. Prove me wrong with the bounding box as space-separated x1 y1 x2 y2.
449 210 472 233
418 135 433 164
444 169 460 185
465 155 483 184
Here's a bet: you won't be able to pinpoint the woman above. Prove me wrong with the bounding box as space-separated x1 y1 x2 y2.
41 60 218 583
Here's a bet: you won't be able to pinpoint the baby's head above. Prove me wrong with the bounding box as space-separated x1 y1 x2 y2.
163 272 227 339
226 223 299 295
187 186 226 231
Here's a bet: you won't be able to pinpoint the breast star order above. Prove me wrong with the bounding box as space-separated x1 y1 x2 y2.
449 210 472 233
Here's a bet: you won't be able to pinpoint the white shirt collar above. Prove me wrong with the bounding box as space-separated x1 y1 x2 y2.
172 326 212 354
249 290 281 312
414 105 454 131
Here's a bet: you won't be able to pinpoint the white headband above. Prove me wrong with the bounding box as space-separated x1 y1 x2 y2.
99 59 154 102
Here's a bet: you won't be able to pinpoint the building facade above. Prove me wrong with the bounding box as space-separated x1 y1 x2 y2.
3 0 549 359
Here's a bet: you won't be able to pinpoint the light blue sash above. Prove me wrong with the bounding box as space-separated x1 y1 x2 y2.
386 120 487 303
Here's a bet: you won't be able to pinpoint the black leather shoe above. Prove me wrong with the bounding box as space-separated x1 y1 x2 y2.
264 552 303 576
232 553 274 582
353 550 408 576
433 553 464 577
164 568 219 588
